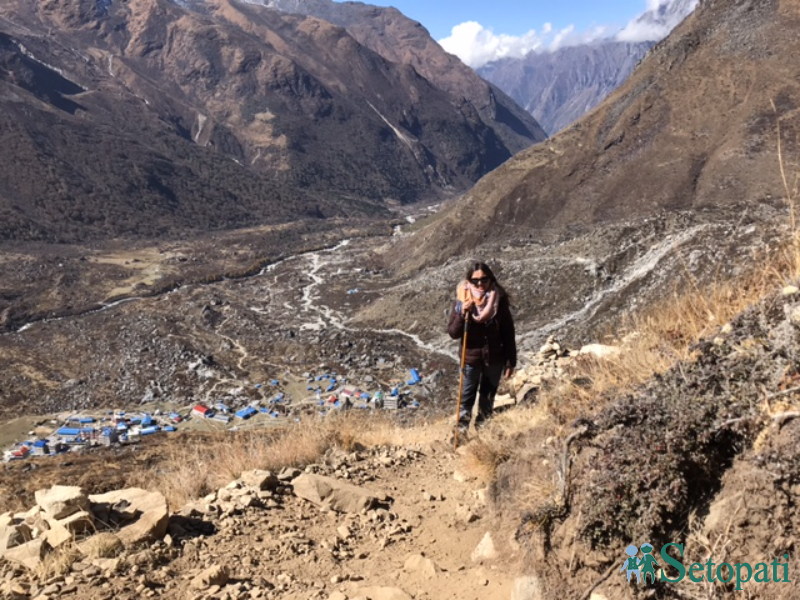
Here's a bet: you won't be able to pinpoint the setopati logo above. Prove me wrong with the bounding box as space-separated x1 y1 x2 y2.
620 543 791 591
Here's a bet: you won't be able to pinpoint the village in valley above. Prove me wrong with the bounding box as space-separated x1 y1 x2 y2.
2 369 428 463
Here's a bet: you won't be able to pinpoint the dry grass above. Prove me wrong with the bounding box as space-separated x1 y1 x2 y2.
79 532 124 559
130 412 402 509
463 436 512 482
35 544 81 580
463 405 561 509
541 247 798 426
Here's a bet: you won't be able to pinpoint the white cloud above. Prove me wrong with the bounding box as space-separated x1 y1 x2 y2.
615 21 668 42
438 0 699 69
439 21 609 69
438 22 544 68
617 0 699 43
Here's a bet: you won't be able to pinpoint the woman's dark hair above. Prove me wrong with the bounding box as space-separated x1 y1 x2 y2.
465 261 510 303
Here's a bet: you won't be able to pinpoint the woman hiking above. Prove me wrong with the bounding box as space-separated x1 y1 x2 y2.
448 261 516 437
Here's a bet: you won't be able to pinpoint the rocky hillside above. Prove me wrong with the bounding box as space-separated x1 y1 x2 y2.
0 427 525 600
400 0 799 271
478 41 652 135
0 0 545 243
490 282 800 600
251 0 545 156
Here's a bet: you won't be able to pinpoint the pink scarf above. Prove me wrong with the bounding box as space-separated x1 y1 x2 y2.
457 280 499 323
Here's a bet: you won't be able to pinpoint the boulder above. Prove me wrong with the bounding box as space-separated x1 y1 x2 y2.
34 486 90 520
0 581 29 600
511 575 542 600
2 538 51 571
191 564 230 589
292 474 385 513
59 510 95 534
240 469 278 491
89 488 168 546
23 508 50 538
494 393 516 410
515 383 539 404
278 467 301 481
403 553 440 578
455 504 478 523
0 520 32 550
471 532 498 562
42 517 73 548
92 557 122 573
17 505 42 521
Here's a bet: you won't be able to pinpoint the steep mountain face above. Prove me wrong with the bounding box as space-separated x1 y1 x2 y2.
250 0 546 155
402 0 799 269
478 41 652 135
478 0 698 135
0 0 546 243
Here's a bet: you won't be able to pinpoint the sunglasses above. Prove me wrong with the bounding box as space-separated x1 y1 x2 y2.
469 277 490 285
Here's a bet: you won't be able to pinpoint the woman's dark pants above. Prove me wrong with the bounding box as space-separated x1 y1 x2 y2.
459 363 503 428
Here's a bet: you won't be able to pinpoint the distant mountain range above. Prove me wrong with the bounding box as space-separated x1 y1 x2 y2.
0 0 545 242
478 41 653 136
478 0 698 134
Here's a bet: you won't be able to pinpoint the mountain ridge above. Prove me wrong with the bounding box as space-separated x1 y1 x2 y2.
0 0 546 243
243 0 546 154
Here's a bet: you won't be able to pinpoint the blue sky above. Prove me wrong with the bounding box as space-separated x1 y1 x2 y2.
334 0 687 67
375 0 649 40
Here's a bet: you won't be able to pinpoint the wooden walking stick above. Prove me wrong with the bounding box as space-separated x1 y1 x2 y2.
454 313 469 450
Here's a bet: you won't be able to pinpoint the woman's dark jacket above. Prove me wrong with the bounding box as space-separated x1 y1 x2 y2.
448 295 516 369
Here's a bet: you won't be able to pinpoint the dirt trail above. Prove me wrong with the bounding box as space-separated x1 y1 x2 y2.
6 422 519 600
171 426 517 600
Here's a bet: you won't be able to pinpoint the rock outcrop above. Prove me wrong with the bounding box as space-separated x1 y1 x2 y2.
291 473 386 513
0 486 169 571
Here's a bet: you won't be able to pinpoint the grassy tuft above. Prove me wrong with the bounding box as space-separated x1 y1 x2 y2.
35 544 81 580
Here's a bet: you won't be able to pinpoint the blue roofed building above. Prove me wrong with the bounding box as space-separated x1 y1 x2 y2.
235 406 258 420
